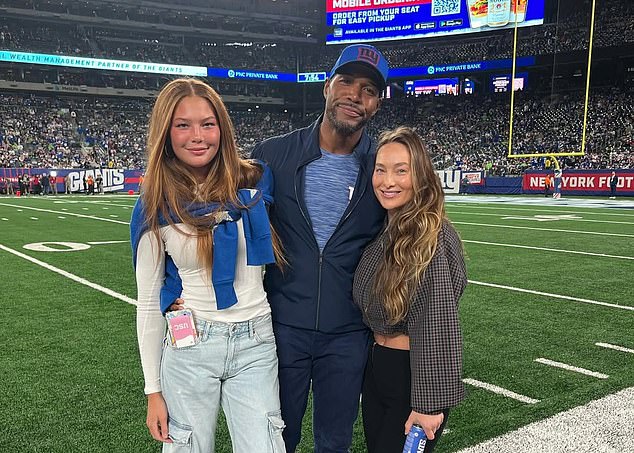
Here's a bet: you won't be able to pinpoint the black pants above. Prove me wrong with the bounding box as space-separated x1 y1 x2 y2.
273 323 370 453
362 343 449 453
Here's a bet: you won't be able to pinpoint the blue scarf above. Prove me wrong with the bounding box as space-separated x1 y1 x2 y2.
130 163 275 313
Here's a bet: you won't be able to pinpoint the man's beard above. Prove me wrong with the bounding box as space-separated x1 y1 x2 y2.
326 104 369 136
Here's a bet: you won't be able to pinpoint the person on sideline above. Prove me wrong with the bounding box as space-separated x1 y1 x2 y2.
250 44 389 452
609 171 618 199
353 127 467 453
544 173 552 197
130 78 286 452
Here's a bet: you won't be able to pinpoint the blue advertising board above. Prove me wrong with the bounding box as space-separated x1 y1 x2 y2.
326 0 544 45
207 68 296 82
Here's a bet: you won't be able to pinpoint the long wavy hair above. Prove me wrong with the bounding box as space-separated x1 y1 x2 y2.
373 126 446 324
142 78 284 270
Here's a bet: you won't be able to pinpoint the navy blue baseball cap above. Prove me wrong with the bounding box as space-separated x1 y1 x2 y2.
330 44 389 91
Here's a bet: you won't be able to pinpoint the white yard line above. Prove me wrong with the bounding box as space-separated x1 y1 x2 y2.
0 202 130 225
463 240 634 260
448 204 634 218
454 221 634 238
463 378 540 404
455 387 634 453
87 241 129 245
0 243 136 305
451 210 634 225
534 358 609 379
468 280 634 311
595 342 634 354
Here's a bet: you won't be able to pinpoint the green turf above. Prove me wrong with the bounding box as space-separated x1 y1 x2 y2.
0 195 632 452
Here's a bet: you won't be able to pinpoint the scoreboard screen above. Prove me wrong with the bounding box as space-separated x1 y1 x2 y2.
490 72 528 92
405 77 460 95
326 0 544 45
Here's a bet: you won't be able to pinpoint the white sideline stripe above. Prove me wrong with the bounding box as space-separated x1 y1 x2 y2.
0 202 129 225
87 241 128 245
448 204 634 218
534 358 609 379
454 221 634 238
596 342 634 354
463 240 634 260
0 243 137 306
468 280 634 311
463 378 540 404
451 210 634 225
455 387 634 453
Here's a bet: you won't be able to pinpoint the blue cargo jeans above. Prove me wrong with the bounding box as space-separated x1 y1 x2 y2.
160 313 285 452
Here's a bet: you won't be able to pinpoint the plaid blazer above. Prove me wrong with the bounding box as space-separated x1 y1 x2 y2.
353 220 467 413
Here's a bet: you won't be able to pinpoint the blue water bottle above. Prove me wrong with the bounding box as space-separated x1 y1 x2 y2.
402 424 427 453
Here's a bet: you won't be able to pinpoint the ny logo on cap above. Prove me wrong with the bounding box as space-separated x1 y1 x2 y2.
357 47 379 67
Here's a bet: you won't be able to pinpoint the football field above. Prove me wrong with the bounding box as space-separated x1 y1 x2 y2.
0 194 632 452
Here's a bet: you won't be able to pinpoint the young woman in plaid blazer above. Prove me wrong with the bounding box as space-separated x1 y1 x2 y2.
353 126 467 453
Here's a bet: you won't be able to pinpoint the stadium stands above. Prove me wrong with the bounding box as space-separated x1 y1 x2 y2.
0 0 632 175
1 90 632 173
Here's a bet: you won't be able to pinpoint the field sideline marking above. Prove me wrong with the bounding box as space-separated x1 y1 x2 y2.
0 202 130 225
450 210 634 225
595 342 634 354
454 387 634 453
534 358 609 379
468 280 634 311
0 243 136 306
463 378 540 404
87 241 128 245
54 200 135 208
454 221 634 238
448 204 634 218
463 240 634 260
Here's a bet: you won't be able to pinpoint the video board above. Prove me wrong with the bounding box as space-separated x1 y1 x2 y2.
404 77 460 95
490 72 528 92
326 0 545 45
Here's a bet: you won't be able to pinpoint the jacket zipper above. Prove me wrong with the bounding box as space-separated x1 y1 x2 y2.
294 154 323 330
316 253 323 330
314 159 368 330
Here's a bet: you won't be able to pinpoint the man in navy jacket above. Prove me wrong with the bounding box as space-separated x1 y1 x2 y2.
252 44 388 452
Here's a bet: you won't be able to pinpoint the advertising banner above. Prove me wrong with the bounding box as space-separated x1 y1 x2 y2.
1 168 143 194
523 170 634 196
326 0 545 44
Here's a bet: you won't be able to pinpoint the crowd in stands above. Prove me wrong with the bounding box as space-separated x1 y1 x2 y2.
1 0 632 178
365 90 634 175
0 0 319 39
2 90 632 175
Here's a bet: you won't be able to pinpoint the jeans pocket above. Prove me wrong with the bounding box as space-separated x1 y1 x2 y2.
254 318 276 345
267 410 286 453
167 418 193 449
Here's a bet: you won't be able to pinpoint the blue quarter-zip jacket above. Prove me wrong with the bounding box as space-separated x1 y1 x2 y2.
251 117 386 333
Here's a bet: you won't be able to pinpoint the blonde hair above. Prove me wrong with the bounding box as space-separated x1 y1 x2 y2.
142 78 284 270
373 126 446 324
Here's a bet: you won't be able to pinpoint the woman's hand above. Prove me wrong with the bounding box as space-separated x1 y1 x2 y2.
146 392 172 443
168 298 185 312
404 410 444 440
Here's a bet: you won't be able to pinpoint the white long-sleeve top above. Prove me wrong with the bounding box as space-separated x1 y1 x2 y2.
135 219 270 394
